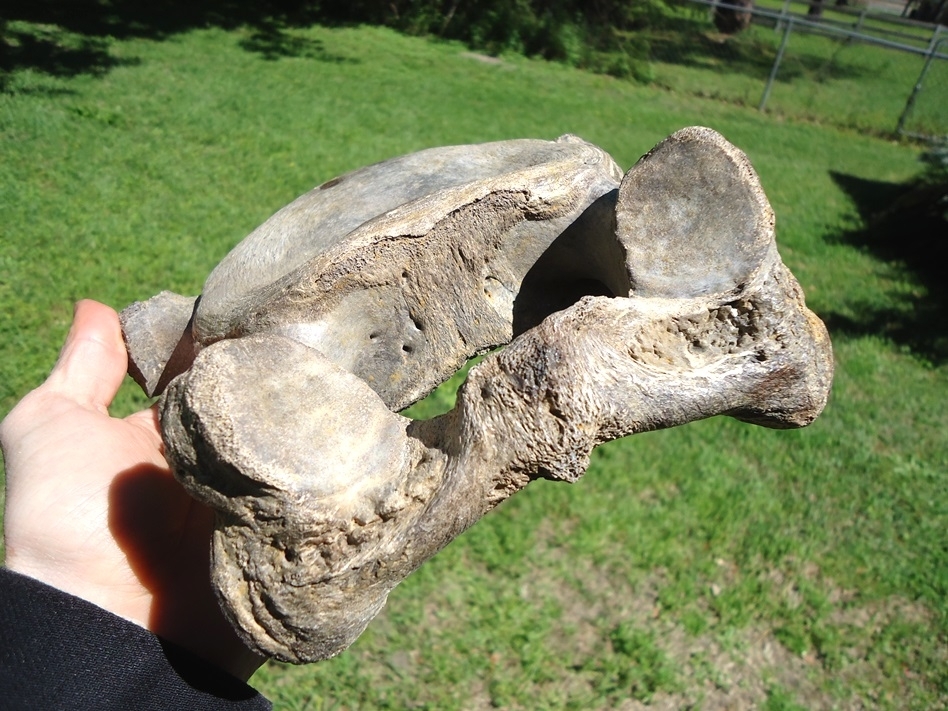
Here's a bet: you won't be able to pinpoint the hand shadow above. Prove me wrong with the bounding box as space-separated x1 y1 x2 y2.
108 418 263 684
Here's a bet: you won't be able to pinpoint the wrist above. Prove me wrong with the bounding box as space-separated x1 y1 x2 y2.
0 568 271 706
3 555 264 681
4 544 153 629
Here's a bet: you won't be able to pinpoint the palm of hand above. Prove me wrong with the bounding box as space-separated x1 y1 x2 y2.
1 300 261 680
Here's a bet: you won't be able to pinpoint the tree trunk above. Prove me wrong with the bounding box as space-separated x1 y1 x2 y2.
713 0 754 34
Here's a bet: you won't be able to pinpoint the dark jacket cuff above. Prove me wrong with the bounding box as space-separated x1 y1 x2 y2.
0 567 271 710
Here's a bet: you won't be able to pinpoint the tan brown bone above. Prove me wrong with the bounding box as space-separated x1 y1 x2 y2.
158 127 833 663
121 135 623 409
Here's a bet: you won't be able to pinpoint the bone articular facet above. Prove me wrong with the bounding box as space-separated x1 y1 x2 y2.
123 127 833 663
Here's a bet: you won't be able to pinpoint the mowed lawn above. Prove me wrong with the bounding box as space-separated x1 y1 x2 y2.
1 20 945 710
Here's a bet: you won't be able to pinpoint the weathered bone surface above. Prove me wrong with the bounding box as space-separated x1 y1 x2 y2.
127 127 833 664
121 135 624 408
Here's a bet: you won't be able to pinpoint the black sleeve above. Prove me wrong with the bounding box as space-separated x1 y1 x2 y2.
0 568 272 711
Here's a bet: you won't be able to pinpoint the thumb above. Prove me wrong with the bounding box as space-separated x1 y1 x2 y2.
45 300 129 412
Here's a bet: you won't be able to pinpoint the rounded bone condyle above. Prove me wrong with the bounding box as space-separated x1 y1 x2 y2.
121 127 833 663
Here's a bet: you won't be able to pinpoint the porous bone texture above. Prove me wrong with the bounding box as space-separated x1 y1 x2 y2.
135 128 833 663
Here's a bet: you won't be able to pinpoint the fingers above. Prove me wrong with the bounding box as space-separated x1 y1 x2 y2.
45 300 129 413
124 405 167 460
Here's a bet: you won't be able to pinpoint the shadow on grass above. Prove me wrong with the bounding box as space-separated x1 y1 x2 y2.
0 23 138 83
238 20 357 62
823 171 948 364
644 14 867 85
2 2 870 93
0 0 354 91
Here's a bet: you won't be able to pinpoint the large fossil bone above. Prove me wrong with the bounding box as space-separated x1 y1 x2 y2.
122 135 624 407
124 127 833 664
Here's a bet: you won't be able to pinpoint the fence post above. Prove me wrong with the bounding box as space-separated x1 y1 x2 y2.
854 6 868 32
776 0 792 32
760 16 794 111
896 35 945 136
928 24 944 53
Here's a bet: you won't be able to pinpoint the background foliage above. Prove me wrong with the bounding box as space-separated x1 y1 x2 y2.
314 0 672 79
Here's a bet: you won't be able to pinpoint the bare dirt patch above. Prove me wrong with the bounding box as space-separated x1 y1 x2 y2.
515 553 938 709
461 52 505 66
326 532 943 710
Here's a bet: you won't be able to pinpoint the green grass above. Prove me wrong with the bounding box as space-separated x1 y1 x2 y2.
2 19 946 710
637 3 941 137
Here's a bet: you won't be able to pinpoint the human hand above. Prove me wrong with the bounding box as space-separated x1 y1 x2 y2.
1 300 263 681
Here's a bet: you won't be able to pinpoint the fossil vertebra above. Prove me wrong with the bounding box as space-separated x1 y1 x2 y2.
123 127 833 663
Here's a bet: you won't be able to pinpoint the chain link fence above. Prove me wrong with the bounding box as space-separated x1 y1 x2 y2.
898 35 948 138
637 0 947 140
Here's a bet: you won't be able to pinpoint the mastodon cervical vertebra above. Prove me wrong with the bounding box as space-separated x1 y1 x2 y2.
122 127 833 663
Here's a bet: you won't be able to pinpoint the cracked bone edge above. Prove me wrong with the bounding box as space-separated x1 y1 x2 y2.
159 128 833 662
121 136 622 402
